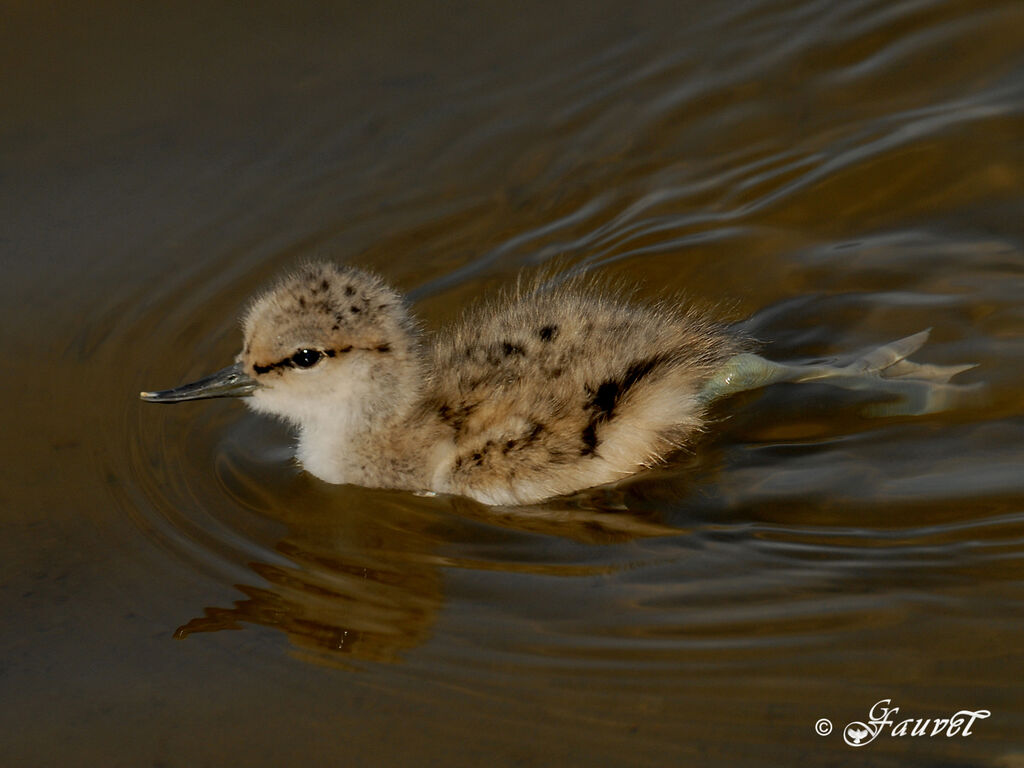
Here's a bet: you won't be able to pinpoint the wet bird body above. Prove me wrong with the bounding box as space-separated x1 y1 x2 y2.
142 262 976 505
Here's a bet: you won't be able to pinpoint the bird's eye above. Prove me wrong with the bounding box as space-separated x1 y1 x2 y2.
291 349 323 369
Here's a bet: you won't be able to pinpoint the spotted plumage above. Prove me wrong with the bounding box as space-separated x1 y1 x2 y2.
422 276 745 502
141 262 978 505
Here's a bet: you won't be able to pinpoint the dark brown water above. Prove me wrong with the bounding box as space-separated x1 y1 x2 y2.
3 1 1024 765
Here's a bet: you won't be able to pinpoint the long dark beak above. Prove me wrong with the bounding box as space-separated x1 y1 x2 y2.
140 361 258 403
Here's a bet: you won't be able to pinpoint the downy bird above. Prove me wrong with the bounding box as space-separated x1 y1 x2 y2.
141 262 975 505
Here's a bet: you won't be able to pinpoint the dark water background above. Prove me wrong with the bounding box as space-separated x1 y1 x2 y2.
3 1 1024 765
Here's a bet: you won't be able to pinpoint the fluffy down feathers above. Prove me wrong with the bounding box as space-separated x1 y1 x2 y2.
238 263 745 504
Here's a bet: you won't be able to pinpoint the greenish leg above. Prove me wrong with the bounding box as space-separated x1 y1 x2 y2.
699 330 982 416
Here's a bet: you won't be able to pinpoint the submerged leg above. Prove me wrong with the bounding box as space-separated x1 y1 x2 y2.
699 330 982 416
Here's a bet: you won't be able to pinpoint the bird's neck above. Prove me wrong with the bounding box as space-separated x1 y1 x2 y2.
294 352 428 486
295 412 368 484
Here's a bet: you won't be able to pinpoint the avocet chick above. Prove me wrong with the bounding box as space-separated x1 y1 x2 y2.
141 263 976 505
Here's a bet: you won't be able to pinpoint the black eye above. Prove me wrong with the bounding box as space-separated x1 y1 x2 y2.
291 349 323 369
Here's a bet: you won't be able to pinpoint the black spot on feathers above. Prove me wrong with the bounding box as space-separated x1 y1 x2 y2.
538 325 558 342
501 341 524 357
580 354 671 456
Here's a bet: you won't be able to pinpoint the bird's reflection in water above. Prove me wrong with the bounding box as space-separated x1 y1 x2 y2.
175 479 448 665
176 535 442 665
175 477 683 665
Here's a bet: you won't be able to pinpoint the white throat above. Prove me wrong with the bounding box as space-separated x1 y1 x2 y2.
295 409 362 484
288 369 421 486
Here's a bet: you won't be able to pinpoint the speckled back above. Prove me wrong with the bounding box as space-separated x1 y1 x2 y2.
424 278 747 503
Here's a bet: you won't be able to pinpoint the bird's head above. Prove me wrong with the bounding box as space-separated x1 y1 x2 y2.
141 262 421 429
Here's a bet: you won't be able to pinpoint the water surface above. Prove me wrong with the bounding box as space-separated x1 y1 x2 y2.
3 1 1024 765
